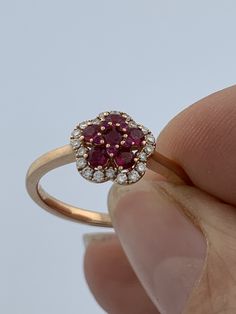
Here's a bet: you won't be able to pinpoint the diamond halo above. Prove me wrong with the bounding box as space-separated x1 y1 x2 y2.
70 111 156 185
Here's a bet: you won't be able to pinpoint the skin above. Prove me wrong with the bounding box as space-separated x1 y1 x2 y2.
83 85 236 314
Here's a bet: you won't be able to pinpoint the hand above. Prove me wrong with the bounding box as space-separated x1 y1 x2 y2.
83 85 236 314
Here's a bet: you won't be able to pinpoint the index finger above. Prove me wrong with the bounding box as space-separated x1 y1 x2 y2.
156 85 236 206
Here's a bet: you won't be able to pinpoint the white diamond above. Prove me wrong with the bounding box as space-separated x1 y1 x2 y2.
76 158 87 169
129 120 137 128
138 152 147 161
110 110 121 115
122 113 131 120
117 173 127 184
146 134 155 144
93 170 104 182
144 145 154 155
71 139 81 148
79 121 88 129
71 129 81 138
128 170 140 182
140 125 149 134
99 112 109 119
81 167 93 179
91 118 101 125
106 168 116 179
136 162 146 173
76 146 87 157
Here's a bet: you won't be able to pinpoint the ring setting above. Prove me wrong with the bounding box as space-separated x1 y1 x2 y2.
70 111 156 185
26 109 191 226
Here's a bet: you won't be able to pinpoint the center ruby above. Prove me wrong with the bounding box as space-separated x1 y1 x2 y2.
104 128 123 146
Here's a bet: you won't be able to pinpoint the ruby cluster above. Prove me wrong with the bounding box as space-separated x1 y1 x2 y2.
81 114 145 170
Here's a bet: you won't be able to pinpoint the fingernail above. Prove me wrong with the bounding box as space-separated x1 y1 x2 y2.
83 232 115 249
108 180 206 314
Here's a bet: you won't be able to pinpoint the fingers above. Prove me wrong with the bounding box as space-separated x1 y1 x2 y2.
105 85 236 313
157 85 236 206
108 176 236 313
83 233 159 314
108 178 206 314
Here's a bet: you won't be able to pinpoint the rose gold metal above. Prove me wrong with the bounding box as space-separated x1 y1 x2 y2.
26 144 191 228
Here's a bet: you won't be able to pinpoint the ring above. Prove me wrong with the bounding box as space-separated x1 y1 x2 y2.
26 111 191 227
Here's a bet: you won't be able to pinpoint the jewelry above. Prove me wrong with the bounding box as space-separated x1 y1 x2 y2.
26 111 191 227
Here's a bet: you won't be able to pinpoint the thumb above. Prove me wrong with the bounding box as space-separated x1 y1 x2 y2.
108 175 236 314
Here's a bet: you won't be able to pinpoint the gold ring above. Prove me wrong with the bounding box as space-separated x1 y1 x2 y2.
26 111 191 227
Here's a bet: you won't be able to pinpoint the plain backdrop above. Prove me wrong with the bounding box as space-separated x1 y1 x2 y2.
0 1 236 313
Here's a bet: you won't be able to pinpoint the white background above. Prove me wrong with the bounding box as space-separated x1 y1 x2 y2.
0 1 236 313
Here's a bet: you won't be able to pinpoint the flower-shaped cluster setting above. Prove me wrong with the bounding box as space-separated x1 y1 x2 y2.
70 111 156 185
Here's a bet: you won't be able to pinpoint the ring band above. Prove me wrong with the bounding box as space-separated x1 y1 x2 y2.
26 111 191 227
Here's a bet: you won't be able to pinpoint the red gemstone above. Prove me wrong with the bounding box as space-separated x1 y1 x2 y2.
100 120 113 131
121 137 134 149
106 146 118 157
88 147 109 168
104 128 123 146
93 135 104 146
82 125 100 142
129 128 145 146
115 150 135 169
105 114 126 125
117 122 129 133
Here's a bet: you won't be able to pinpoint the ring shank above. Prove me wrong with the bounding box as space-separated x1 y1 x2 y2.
26 145 191 227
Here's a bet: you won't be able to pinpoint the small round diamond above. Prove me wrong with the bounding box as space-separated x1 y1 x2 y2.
91 118 101 125
76 146 87 157
109 110 121 115
99 111 109 119
136 162 146 173
146 134 155 144
93 170 104 182
128 170 140 182
117 173 127 184
71 139 81 148
122 113 131 120
129 121 137 128
140 125 149 134
144 145 155 155
106 167 116 179
81 167 93 179
71 129 81 138
138 152 147 161
79 121 88 129
76 158 87 170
